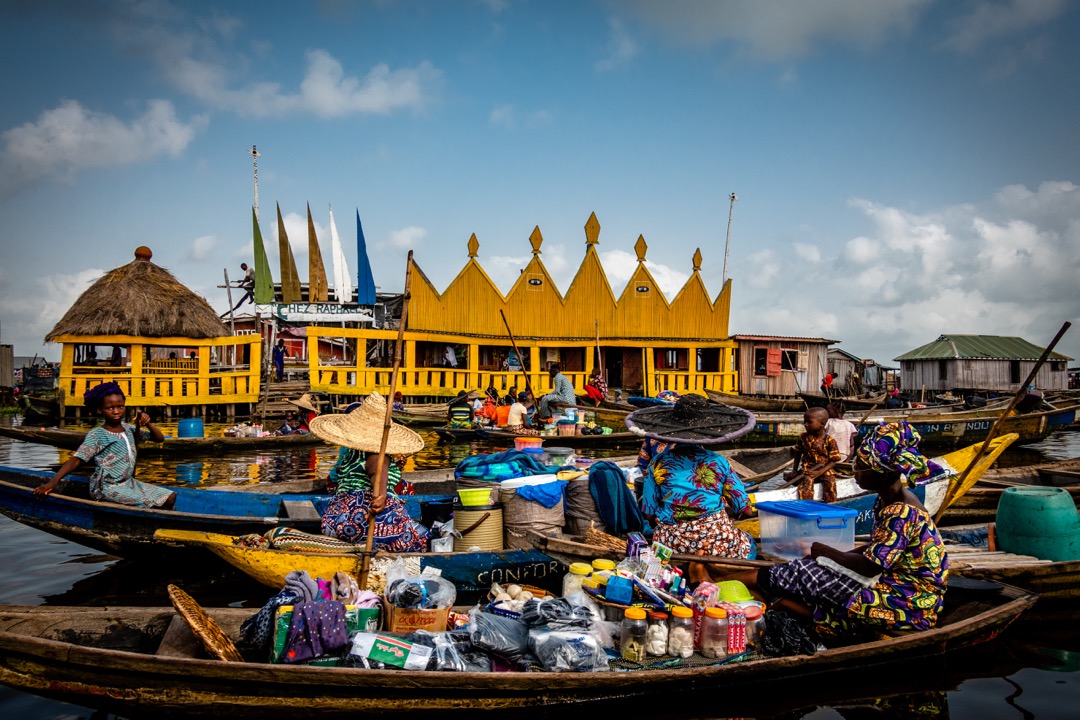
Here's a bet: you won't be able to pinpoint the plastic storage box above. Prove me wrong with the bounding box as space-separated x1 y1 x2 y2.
755 500 858 560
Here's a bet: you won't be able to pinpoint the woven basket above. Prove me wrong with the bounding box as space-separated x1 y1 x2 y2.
584 524 627 553
167 584 243 662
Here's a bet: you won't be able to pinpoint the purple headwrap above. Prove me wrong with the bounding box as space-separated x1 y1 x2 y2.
83 381 124 411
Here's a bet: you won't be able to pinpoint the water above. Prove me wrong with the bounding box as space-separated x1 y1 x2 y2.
0 418 1077 719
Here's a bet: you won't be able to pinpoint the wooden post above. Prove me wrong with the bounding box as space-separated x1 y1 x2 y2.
358 251 414 591
499 309 536 400
935 321 1071 522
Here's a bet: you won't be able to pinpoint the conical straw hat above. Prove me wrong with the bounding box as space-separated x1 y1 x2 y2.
309 391 424 455
286 393 321 414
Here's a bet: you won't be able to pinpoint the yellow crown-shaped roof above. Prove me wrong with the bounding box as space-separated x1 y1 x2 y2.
408 213 731 341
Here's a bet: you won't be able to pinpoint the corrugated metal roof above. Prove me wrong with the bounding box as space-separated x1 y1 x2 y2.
732 334 838 343
895 334 1073 362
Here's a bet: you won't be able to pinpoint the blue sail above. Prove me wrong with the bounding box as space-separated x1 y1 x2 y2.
355 209 377 305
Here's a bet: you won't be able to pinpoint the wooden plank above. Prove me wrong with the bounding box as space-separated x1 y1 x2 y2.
155 615 202 658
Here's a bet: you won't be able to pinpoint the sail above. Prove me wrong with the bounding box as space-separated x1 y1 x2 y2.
306 203 329 302
329 206 353 304
252 207 275 304
276 203 302 303
355 209 377 305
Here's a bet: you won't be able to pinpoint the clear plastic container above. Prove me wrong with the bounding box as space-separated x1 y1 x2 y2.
667 606 695 658
745 604 765 648
646 612 669 656
699 607 728 659
562 562 592 598
620 607 648 662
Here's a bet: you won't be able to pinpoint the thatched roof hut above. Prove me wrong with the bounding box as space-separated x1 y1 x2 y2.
45 247 229 341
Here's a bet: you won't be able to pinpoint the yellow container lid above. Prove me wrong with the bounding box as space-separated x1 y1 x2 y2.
670 606 693 618
624 607 647 620
581 578 600 590
704 607 727 619
591 558 616 571
568 562 592 576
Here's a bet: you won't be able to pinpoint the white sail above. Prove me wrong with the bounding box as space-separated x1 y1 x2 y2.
329 205 353 304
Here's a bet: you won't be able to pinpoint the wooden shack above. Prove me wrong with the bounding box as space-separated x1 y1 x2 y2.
45 247 262 417
729 335 834 397
895 334 1072 394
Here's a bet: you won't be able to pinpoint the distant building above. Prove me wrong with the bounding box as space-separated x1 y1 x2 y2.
730 335 835 397
826 348 897 395
894 334 1072 394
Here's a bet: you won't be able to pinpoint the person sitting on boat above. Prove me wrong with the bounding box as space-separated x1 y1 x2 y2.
538 363 576 419
275 410 300 436
506 391 540 436
33 381 176 509
885 387 905 409
446 391 475 429
825 402 858 462
286 393 320 433
717 428 949 642
391 391 405 412
785 406 842 503
584 368 608 407
313 393 429 551
627 394 757 560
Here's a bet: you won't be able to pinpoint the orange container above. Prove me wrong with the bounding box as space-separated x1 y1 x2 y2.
514 436 543 452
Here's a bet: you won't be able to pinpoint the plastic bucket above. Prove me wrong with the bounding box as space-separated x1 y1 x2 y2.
996 486 1080 562
177 417 204 438
453 503 504 551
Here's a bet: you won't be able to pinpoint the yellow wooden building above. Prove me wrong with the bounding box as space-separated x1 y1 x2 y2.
45 247 262 416
307 213 738 399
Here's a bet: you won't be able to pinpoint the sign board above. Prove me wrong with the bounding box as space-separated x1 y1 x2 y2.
255 304 374 323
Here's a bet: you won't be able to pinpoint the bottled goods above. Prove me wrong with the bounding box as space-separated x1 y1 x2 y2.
646 612 669 656
562 562 592 598
744 604 765 648
619 607 648 662
699 607 728 659
667 606 695 658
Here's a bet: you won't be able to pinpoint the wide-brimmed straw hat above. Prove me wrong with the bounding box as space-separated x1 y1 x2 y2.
624 394 756 445
286 393 321 414
310 391 424 455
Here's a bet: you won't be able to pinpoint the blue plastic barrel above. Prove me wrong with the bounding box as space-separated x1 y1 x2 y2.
996 486 1080 562
177 417 205 438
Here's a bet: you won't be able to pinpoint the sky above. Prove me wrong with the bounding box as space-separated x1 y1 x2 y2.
1 0 1079 367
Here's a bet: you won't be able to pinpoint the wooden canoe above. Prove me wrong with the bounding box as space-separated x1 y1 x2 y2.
979 456 1080 488
705 389 806 413
0 585 1035 717
941 524 1080 599
153 529 563 604
0 465 452 558
0 425 326 455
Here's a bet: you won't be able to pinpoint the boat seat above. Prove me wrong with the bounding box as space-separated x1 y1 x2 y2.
283 499 321 521
727 459 756 479
155 615 203 658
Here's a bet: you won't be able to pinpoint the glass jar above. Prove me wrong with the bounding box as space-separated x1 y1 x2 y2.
667 606 695 658
562 562 592 598
646 612 669 656
699 607 728 659
744 604 765 648
620 607 648 662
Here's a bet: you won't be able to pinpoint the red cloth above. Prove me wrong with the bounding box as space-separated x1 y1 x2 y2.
584 385 604 401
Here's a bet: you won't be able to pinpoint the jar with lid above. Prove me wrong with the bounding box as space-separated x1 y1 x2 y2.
667 606 695 658
645 611 669 656
562 562 592 598
699 607 728 659
591 558 616 579
620 608 648 662
744 604 765 648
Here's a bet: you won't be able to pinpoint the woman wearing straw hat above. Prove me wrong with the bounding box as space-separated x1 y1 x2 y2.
286 393 321 433
625 394 759 560
311 392 430 552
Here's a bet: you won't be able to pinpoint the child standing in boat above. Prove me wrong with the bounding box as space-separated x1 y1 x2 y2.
34 382 176 509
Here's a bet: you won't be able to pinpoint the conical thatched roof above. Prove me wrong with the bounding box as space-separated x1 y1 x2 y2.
45 246 230 341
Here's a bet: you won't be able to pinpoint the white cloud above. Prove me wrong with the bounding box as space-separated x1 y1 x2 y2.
743 249 781 289
595 18 639 72
793 243 821 262
0 100 205 193
942 0 1066 53
490 104 516 128
0 268 105 359
620 0 929 60
191 235 217 261
388 226 427 250
489 104 553 129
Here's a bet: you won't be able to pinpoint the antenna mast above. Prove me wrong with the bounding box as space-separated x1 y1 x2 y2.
721 192 738 284
247 145 262 219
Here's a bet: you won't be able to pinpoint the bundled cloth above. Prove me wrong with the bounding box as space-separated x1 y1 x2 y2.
280 601 349 664
588 461 650 536
455 450 558 481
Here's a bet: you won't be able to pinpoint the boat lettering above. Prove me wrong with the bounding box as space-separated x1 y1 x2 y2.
477 560 562 587
965 421 991 431
857 508 874 525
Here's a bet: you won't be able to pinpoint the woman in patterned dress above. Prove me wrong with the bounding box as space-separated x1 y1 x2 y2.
312 392 430 552
34 382 175 509
720 427 949 640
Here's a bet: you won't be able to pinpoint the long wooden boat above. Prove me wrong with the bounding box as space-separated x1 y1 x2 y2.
434 425 645 448
154 529 563 603
798 392 888 411
18 394 61 421
705 389 806 413
0 583 1035 718
941 524 1080 599
979 456 1080 487
0 425 325 455
0 465 451 558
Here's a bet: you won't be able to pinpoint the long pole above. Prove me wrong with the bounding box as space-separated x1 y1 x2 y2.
935 321 1071 522
358 251 414 590
595 319 604 378
721 192 738 284
247 145 261 220
499 310 535 399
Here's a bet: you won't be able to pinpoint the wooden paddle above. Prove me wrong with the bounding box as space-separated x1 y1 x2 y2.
499 309 536 401
358 251 414 591
934 320 1071 523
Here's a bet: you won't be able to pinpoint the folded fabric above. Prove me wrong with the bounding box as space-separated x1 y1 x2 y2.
283 569 320 603
281 600 349 664
517 480 567 508
240 588 304 649
455 450 558 480
332 572 361 604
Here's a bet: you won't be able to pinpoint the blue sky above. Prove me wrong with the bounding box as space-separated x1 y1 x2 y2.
2 0 1079 367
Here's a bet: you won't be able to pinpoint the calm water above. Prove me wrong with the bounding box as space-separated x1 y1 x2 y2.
0 418 1077 719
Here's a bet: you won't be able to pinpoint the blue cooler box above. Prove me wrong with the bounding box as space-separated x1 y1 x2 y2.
755 500 858 560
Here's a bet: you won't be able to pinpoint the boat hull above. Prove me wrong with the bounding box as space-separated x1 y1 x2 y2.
0 426 325 455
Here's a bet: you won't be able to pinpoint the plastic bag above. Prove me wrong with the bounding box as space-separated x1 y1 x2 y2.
529 629 609 672
519 597 593 631
385 559 457 610
405 629 492 672
468 607 529 664
761 610 817 657
344 632 433 670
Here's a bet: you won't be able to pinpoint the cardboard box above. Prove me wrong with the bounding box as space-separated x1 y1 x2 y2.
385 604 451 634
271 604 381 665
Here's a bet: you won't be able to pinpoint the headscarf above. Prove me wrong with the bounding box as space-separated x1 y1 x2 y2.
83 381 124 410
854 421 929 484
